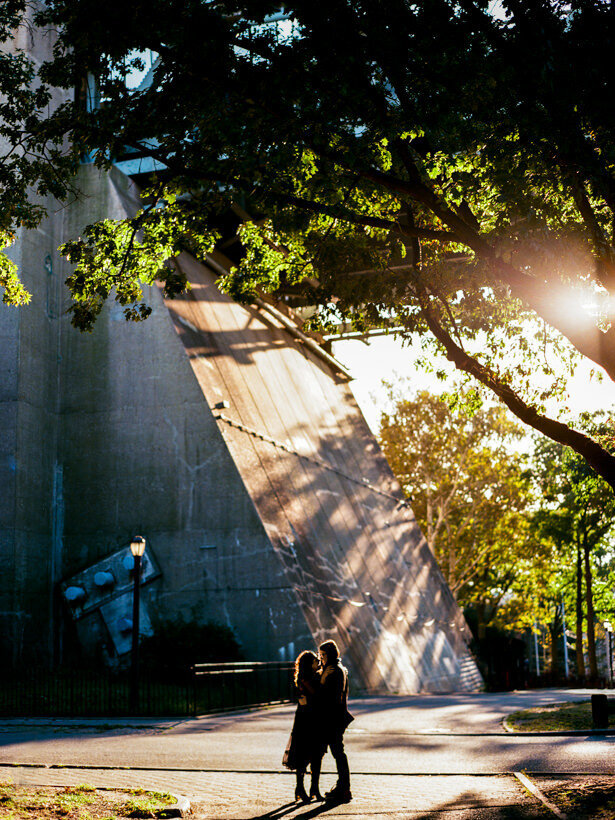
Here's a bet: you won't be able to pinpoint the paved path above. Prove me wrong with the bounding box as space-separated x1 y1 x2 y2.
0 689 613 818
1 766 550 819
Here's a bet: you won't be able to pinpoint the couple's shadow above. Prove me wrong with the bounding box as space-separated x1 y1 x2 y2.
251 798 341 820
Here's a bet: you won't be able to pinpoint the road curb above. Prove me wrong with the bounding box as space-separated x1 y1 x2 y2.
514 772 567 819
160 794 191 818
1 763 612 776
502 719 615 736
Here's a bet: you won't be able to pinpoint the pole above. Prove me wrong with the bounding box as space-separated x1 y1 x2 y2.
562 596 569 678
130 553 141 713
534 618 540 677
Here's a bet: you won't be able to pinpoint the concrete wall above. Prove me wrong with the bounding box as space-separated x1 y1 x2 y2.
0 159 480 689
0 22 482 689
55 166 312 663
0 216 64 665
0 6 72 665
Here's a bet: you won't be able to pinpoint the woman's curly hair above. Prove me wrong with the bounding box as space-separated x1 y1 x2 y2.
294 650 318 688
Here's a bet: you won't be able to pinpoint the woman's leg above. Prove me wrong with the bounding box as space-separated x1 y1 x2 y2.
310 756 323 800
295 770 309 802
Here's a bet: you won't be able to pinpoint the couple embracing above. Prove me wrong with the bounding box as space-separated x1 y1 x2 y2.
283 639 353 804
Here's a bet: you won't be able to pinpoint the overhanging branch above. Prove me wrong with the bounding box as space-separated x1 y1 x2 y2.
419 295 615 492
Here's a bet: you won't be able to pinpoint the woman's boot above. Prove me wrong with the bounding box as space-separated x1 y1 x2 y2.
295 771 309 803
309 758 323 801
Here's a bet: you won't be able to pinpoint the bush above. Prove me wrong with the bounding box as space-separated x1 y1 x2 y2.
140 618 242 681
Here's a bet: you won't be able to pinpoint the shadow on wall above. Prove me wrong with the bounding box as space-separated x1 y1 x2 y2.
244 417 474 695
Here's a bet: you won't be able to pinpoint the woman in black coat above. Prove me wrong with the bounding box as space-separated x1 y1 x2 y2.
282 650 326 802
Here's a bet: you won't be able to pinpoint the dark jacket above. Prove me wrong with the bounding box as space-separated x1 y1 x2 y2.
320 660 353 734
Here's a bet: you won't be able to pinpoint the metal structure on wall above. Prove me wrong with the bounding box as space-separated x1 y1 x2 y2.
0 28 482 693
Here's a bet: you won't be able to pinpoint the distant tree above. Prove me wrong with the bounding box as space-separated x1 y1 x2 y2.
531 417 615 680
378 387 541 633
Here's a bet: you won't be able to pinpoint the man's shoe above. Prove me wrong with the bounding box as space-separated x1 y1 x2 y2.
324 786 352 803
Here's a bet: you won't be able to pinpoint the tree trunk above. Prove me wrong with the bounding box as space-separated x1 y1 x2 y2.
476 600 486 640
576 542 586 678
549 621 558 676
447 524 456 587
584 540 598 679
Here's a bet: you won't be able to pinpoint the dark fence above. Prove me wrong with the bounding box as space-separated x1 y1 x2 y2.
191 661 294 715
0 661 294 717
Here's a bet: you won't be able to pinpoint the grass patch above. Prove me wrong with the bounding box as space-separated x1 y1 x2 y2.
0 782 174 819
538 775 615 820
504 700 593 732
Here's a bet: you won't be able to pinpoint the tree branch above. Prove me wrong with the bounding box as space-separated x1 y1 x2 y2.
418 294 615 491
567 170 615 289
324 146 615 381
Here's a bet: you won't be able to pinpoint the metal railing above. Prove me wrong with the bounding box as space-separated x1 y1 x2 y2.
191 661 294 716
0 668 193 717
0 662 294 717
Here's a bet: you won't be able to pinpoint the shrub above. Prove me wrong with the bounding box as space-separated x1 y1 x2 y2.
140 618 242 681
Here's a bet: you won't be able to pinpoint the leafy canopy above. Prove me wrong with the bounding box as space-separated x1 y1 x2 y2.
4 1 615 485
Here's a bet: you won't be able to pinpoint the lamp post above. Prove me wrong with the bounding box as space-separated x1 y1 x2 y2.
604 621 614 688
129 535 146 713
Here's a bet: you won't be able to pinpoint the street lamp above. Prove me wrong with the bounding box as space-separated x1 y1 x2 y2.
129 535 146 712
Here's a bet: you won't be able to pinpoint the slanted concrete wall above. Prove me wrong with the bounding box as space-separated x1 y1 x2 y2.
55 166 312 663
166 254 483 693
0 162 481 691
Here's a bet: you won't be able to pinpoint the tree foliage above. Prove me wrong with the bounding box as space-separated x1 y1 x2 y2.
0 0 79 304
531 416 615 677
379 386 544 627
4 1 615 484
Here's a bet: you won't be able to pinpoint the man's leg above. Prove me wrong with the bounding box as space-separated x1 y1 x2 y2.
327 731 351 797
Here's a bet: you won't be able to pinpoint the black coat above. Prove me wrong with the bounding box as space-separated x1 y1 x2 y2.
319 661 354 737
282 673 326 771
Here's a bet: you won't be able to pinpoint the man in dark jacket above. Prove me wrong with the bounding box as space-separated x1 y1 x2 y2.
318 639 353 802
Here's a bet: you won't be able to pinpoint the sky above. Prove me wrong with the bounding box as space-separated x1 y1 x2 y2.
331 334 615 437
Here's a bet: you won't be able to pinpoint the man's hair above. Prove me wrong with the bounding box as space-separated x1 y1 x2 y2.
319 639 340 664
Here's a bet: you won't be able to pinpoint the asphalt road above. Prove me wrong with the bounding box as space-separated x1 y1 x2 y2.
0 688 613 775
1 690 614 818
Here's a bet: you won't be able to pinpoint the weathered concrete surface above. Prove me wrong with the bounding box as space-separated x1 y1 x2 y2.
54 166 313 664
0 13 73 666
1 158 480 692
164 253 481 692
